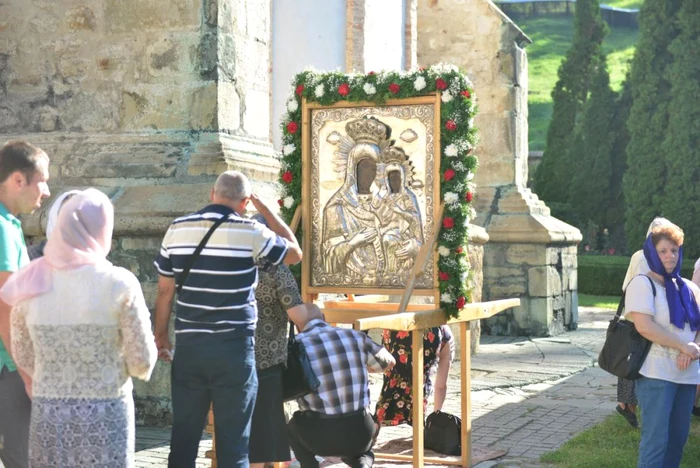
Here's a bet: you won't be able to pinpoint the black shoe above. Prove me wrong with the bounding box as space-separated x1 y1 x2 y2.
692 406 700 417
616 405 638 428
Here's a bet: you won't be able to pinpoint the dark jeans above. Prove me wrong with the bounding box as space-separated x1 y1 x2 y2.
287 410 377 468
0 367 30 468
168 336 257 468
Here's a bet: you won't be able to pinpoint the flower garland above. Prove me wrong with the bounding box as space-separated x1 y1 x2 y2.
278 65 478 319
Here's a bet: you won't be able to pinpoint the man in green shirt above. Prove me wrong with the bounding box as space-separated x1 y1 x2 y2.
0 140 50 468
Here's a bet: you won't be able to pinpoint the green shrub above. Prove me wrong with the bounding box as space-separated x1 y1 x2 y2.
578 255 695 295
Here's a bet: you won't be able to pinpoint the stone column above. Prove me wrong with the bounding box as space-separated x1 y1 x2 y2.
417 0 581 336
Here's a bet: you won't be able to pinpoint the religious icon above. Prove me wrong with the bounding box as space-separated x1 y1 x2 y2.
306 100 439 292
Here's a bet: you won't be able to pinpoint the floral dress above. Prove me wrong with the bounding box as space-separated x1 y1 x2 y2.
374 325 454 426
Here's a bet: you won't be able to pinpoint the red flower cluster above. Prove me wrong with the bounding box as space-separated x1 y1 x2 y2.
389 83 401 94
445 120 457 131
442 217 455 229
295 84 304 96
338 83 350 96
455 246 463 254
277 199 283 207
282 171 293 184
286 121 298 134
461 89 471 99
456 296 466 310
435 78 448 90
438 271 450 281
443 168 455 181
465 191 473 203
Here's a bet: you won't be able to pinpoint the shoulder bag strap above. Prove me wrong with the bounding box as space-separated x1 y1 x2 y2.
288 321 296 342
617 274 658 321
176 215 228 296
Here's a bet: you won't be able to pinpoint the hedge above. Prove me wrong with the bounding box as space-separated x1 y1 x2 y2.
578 255 695 296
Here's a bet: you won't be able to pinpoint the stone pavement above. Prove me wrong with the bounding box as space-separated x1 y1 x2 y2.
128 305 618 467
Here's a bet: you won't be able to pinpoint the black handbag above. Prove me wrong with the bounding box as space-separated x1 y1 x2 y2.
424 410 461 456
598 275 656 380
282 322 320 402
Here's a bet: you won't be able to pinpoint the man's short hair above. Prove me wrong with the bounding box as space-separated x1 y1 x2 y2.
0 140 49 184
214 171 251 201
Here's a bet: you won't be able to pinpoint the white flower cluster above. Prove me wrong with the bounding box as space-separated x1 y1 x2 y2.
441 90 453 103
315 84 325 98
283 196 294 209
441 231 457 242
413 76 426 91
440 293 453 303
444 192 459 204
286 99 298 113
429 63 459 74
438 246 451 257
282 144 296 156
452 161 467 172
444 144 458 157
363 83 376 95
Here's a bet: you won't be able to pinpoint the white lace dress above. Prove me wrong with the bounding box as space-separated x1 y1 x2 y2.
10 263 158 468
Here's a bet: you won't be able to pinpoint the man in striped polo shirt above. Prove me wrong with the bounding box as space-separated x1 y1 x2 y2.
154 171 302 468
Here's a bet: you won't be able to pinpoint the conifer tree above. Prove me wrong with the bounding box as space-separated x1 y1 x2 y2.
568 60 617 228
660 0 700 257
623 0 684 249
534 0 608 205
606 75 632 238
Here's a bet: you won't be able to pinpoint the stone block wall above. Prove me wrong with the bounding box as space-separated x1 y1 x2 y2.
481 244 578 336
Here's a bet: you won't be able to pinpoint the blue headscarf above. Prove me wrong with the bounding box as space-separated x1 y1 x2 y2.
643 235 700 331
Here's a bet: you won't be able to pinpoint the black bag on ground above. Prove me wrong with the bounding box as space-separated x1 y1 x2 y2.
598 275 655 380
424 410 461 456
282 322 320 402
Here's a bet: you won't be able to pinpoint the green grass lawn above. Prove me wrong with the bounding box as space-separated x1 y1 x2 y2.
602 0 643 9
517 17 639 151
541 412 700 467
578 294 618 309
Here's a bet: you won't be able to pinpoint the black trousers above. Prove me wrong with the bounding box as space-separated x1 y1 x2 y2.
287 410 377 468
0 367 30 468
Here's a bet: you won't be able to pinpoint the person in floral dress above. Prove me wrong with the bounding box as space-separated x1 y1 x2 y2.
374 325 454 426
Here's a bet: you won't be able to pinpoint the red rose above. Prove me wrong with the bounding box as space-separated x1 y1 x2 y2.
389 83 400 94
443 168 455 181
286 121 298 133
465 191 473 202
399 354 408 364
295 84 304 96
445 120 457 131
435 78 448 90
456 296 466 310
442 217 455 229
438 271 450 281
455 246 464 254
338 83 350 96
282 171 293 184
368 71 375 76
461 89 471 98
277 199 283 207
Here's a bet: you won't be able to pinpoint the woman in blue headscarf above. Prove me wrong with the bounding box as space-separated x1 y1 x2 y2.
625 219 700 468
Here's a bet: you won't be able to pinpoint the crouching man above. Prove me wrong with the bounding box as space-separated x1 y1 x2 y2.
287 304 395 468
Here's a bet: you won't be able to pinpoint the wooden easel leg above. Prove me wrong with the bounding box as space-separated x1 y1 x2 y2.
460 322 471 468
205 404 217 468
412 330 425 468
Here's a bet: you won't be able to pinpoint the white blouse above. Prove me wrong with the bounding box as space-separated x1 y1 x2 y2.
624 275 700 385
11 263 157 399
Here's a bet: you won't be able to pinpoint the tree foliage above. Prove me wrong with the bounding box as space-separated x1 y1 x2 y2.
623 0 684 250
660 0 700 258
534 0 608 205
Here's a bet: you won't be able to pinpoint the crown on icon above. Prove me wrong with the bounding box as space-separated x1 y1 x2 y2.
345 117 390 146
381 145 409 164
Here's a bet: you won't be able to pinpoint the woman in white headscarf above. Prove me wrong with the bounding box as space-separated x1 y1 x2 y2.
27 189 81 260
617 218 671 428
0 188 157 467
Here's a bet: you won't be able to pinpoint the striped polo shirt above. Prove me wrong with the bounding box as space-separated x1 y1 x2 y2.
154 204 289 343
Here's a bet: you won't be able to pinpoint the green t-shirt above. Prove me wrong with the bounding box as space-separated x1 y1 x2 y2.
0 201 29 372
